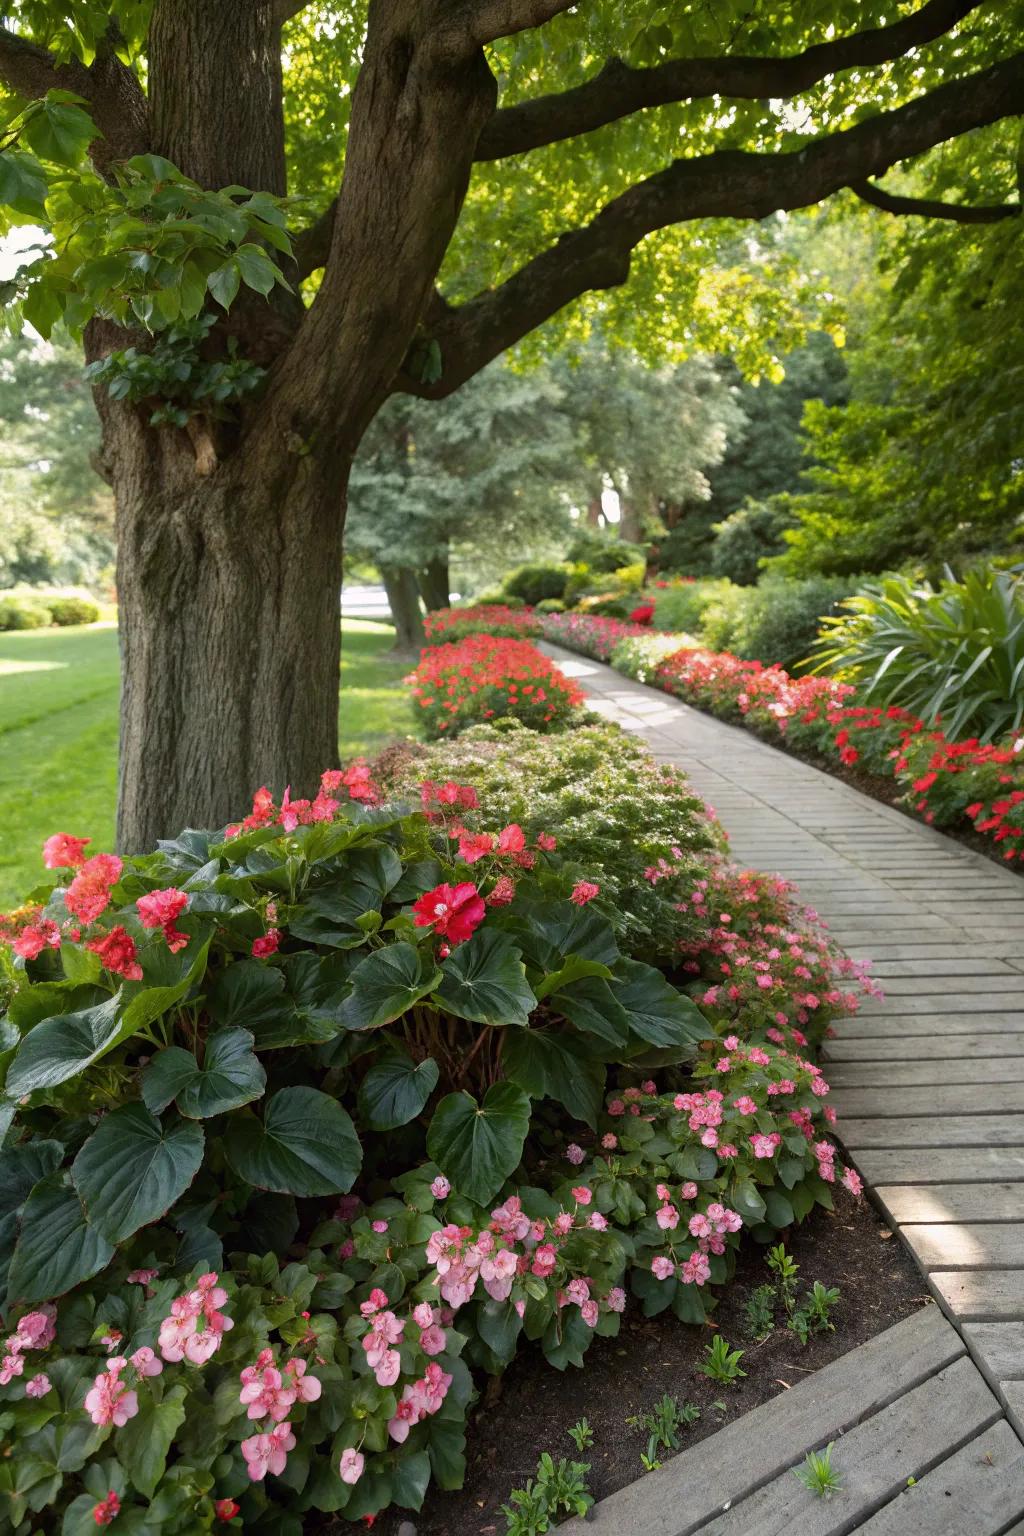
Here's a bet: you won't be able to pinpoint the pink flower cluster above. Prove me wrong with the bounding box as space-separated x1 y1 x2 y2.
225 763 378 838
1 1305 55 1387
238 1349 321 1482
157 1271 233 1365
84 1346 161 1427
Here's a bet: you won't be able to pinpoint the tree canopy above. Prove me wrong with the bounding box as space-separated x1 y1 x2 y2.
0 0 1021 847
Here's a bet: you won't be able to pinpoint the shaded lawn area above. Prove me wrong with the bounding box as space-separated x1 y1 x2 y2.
0 618 413 907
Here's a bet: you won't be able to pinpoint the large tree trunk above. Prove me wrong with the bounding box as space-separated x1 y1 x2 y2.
111 414 348 850
380 565 426 653
418 554 451 613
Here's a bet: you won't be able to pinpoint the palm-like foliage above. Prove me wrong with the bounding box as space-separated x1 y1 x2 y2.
810 567 1024 743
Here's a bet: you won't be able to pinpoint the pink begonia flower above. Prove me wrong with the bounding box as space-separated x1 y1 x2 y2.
531 1244 557 1278
680 1252 711 1286
565 1144 585 1165
239 1366 297 1423
127 1268 159 1285
92 1492 120 1527
601 1133 617 1149
580 1300 599 1327
130 1347 163 1378
359 1288 389 1318
750 1132 782 1159
588 1211 608 1231
372 1219 388 1233
412 1302 435 1329
571 1186 592 1206
375 1349 402 1387
251 929 281 958
158 1271 233 1363
570 880 600 905
656 1203 679 1231
606 1287 626 1313
651 1256 675 1281
25 1374 51 1398
241 1423 295 1481
842 1166 864 1196
84 1365 139 1427
419 1324 448 1356
732 1096 758 1116
566 1277 590 1306
14 1308 56 1350
0 1354 23 1385
339 1447 365 1485
431 1175 451 1198
680 1182 699 1200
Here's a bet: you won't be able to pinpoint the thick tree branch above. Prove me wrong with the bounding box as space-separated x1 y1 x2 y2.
406 49 1024 396
0 23 148 165
852 178 1021 222
464 0 576 48
476 0 987 159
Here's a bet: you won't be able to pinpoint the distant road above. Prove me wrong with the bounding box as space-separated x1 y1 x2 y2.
341 584 390 618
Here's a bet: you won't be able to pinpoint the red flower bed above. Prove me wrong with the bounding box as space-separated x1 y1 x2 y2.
423 604 541 642
650 645 1024 863
409 634 585 737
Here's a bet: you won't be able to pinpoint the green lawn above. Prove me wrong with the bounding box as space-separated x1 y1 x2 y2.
0 618 414 907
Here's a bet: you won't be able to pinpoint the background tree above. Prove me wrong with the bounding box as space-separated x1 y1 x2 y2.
0 0 1021 847
554 340 741 544
347 355 575 647
0 329 113 588
775 128 1024 577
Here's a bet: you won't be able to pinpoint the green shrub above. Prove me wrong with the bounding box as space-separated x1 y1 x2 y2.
501 562 569 605
535 597 565 613
651 578 734 634
710 496 797 586
811 567 1024 741
700 574 852 671
377 719 724 959
0 595 52 630
47 595 101 626
566 530 647 574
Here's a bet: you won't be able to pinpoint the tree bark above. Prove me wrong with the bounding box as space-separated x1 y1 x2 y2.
380 564 426 652
418 555 451 613
109 409 348 850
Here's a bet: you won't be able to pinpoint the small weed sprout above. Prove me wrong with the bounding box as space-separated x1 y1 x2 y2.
699 1334 747 1384
794 1442 842 1500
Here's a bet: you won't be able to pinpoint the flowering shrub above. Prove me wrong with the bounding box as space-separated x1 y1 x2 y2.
409 634 586 736
423 604 542 643
538 609 653 661
647 645 1024 866
677 862 879 1053
0 682 874 1524
375 720 724 961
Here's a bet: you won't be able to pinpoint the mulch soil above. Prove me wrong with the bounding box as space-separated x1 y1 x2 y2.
359 1185 928 1536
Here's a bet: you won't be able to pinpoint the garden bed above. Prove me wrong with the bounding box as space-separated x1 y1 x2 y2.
364 1186 925 1535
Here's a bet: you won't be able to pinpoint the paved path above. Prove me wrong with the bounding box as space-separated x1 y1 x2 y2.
544 644 1024 1533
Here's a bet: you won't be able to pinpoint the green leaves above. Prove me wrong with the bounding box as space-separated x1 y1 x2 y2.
118 1386 188 1499
338 943 442 1031
613 960 708 1050
71 1104 204 1244
427 1083 531 1205
434 931 536 1027
142 1028 266 1118
225 1087 362 1197
502 1031 604 1129
6 993 124 1097
7 1177 114 1303
21 96 97 168
358 1050 439 1131
0 150 48 220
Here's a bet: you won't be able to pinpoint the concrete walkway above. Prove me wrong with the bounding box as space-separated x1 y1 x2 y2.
544 644 1024 1534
